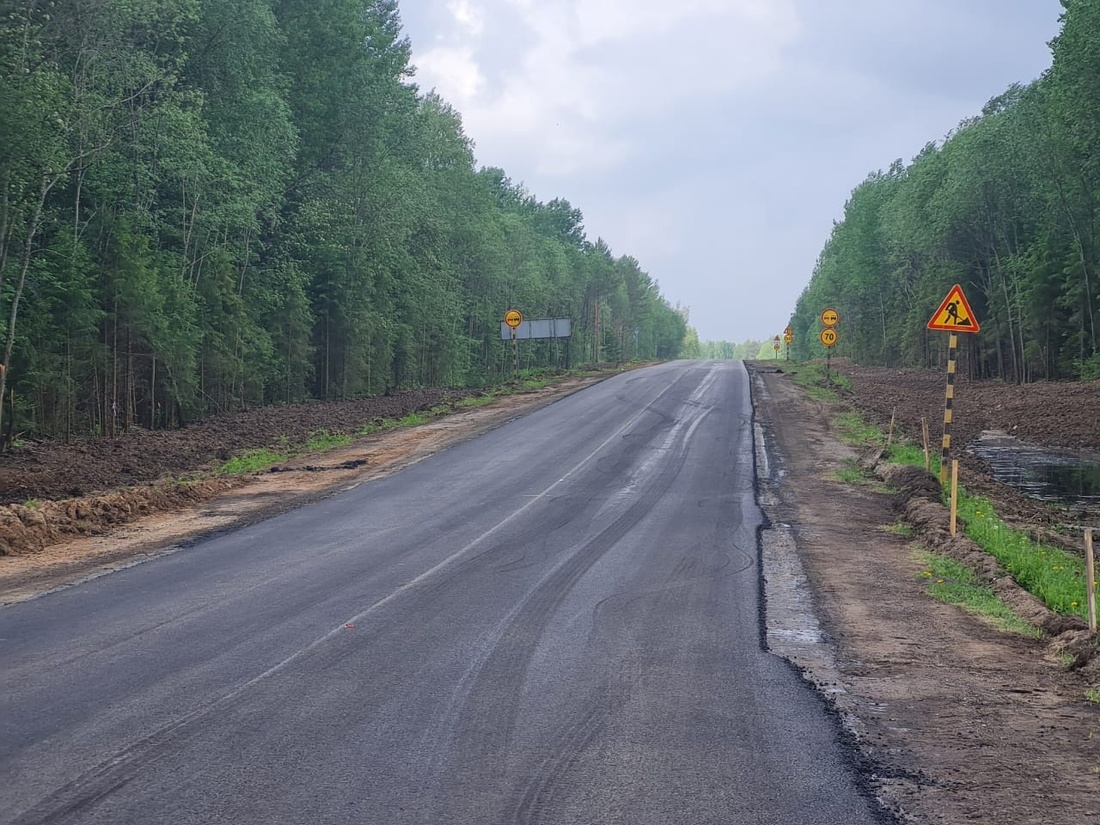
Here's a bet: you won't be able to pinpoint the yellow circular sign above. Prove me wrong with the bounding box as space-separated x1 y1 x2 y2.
784 332 793 344
504 309 523 329
821 308 839 327
819 328 838 348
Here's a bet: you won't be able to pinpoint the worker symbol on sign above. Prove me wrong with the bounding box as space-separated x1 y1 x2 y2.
927 285 981 333
944 300 970 327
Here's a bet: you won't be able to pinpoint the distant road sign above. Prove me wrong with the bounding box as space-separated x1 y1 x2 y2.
820 328 838 348
784 331 793 344
500 318 572 340
504 309 523 329
927 285 980 333
821 309 839 327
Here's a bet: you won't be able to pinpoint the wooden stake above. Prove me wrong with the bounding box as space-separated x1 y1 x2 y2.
949 459 959 537
887 407 896 448
1086 528 1097 634
921 417 931 473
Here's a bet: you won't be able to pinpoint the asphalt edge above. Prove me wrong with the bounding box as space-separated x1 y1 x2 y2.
745 360 913 825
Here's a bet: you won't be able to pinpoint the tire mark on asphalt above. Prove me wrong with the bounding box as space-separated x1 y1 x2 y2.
8 366 712 824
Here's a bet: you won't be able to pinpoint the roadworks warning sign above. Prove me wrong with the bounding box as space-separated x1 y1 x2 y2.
927 284 980 333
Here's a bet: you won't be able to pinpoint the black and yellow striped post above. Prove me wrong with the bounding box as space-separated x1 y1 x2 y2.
927 284 980 485
940 332 958 485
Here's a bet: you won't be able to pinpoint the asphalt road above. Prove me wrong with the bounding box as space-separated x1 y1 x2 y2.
0 361 885 824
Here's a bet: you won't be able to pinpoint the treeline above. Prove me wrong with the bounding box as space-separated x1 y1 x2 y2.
0 0 687 441
694 340 767 360
792 0 1100 382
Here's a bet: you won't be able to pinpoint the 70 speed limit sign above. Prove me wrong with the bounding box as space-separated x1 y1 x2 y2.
819 328 838 348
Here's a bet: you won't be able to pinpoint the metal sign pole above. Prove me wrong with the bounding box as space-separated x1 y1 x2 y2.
512 327 519 383
941 332 958 484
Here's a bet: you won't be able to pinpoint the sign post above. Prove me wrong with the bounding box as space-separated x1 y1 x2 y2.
783 326 793 361
773 335 781 359
819 326 838 378
820 309 839 379
504 309 523 383
927 285 981 483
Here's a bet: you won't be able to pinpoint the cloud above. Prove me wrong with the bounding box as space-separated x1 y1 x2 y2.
412 0 801 178
402 0 1062 340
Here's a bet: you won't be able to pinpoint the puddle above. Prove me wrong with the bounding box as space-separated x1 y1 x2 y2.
967 431 1100 508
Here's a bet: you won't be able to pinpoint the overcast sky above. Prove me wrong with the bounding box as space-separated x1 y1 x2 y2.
399 0 1062 342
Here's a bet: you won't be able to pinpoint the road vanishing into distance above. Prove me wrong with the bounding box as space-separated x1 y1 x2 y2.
1 361 885 824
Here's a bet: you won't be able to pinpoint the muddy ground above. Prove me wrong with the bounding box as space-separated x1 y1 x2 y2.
1 361 1099 822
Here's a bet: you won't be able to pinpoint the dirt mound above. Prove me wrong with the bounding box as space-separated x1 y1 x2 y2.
0 387 476 505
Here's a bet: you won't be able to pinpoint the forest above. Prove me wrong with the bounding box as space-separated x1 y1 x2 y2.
0 0 689 442
792 0 1100 383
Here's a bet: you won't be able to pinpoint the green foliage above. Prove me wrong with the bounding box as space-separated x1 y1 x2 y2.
0 0 686 441
219 448 287 475
695 339 767 359
304 431 353 452
957 492 1096 620
793 6 1100 382
834 463 867 485
918 552 1041 637
833 412 884 448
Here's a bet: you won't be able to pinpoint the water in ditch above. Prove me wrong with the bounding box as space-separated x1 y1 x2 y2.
967 431 1100 509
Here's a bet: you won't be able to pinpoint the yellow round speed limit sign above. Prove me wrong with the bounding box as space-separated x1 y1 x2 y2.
819 328 838 348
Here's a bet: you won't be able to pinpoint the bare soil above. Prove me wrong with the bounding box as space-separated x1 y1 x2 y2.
751 361 1100 824
2 361 1099 823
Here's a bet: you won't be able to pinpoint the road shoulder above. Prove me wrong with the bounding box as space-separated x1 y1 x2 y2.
750 364 1100 824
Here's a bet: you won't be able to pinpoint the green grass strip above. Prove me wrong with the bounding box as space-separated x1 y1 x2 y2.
918 552 1041 637
218 448 288 475
956 491 1095 621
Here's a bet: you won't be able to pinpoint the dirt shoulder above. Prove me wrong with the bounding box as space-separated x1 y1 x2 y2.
750 363 1100 824
0 373 613 604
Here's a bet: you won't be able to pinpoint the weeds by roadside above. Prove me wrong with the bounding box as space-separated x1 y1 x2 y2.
806 392 1093 628
918 551 1042 637
956 492 1095 622
216 366 613 477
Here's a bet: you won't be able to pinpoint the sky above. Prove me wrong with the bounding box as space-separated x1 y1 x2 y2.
398 0 1063 342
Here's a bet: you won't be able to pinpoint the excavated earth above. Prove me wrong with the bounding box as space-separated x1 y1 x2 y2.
1 361 1099 823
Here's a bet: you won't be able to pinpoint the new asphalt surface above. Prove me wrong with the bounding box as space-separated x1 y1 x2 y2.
0 361 886 824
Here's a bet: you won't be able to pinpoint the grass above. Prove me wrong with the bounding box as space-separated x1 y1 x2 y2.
304 430 353 452
956 491 1095 621
887 442 939 476
885 522 913 537
918 552 1041 637
1086 689 1100 704
788 361 851 403
834 411 884 448
219 447 287 475
834 461 867 485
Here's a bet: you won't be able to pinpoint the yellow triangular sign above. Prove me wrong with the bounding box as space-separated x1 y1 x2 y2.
927 284 980 333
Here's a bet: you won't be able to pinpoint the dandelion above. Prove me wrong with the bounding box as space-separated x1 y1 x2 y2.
936 578 945 584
